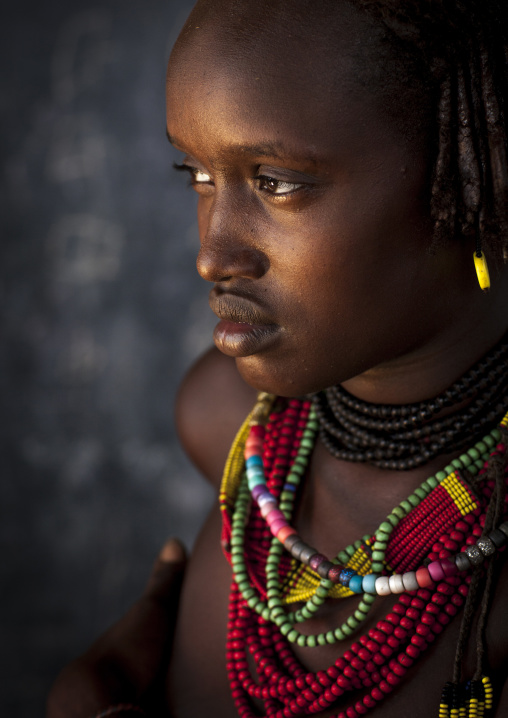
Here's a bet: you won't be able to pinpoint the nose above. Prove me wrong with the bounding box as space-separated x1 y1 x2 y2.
196 191 268 283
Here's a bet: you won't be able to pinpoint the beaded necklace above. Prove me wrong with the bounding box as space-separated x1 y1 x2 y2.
220 393 508 718
312 332 508 470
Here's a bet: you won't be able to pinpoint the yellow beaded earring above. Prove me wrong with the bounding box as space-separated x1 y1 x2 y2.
474 250 490 291
473 220 490 292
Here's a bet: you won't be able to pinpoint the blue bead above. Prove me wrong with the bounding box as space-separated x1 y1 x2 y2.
362 574 379 594
246 456 263 468
246 466 264 479
283 483 297 492
339 568 355 587
348 575 363 594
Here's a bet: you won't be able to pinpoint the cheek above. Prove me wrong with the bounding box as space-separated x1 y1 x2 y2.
268 212 385 324
268 193 434 352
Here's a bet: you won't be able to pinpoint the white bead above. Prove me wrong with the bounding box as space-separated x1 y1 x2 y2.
375 576 391 596
401 571 419 592
260 501 277 518
388 574 405 594
258 494 274 507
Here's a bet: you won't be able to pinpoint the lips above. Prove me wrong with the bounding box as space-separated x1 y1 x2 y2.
209 289 280 357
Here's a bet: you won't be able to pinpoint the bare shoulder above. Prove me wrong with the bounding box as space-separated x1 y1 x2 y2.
175 347 257 486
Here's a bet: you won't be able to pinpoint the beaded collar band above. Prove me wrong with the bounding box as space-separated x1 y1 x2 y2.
312 333 508 469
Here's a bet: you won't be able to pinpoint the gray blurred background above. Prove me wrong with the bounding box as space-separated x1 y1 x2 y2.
1 1 217 714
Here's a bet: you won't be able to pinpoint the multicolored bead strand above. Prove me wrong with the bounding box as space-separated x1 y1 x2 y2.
237 403 502 600
230 413 506 643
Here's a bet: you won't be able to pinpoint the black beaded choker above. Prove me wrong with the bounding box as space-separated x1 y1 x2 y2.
312 333 508 470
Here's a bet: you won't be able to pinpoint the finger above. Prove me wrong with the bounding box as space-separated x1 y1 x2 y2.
143 537 187 601
158 537 186 564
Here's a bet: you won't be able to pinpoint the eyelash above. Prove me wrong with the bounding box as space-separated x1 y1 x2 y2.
173 162 305 197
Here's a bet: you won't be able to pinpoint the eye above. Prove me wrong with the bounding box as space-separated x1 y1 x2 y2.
192 169 212 184
256 175 304 196
173 162 213 187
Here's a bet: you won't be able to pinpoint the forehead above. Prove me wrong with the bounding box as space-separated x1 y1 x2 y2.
168 2 388 143
180 1 366 47
166 0 431 164
168 1 377 90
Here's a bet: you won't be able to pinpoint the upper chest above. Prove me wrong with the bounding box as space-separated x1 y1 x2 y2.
166 399 508 717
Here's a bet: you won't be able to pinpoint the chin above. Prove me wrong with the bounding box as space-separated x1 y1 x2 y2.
235 355 323 398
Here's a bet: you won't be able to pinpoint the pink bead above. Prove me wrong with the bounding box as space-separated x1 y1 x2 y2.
266 509 285 524
415 567 433 588
427 561 446 582
270 518 288 534
244 447 260 459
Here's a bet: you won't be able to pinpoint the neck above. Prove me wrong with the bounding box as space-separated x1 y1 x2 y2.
342 287 508 404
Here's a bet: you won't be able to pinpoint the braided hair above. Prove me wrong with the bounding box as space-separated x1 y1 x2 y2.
353 0 508 262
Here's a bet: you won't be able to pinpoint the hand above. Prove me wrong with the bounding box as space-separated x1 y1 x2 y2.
46 539 187 718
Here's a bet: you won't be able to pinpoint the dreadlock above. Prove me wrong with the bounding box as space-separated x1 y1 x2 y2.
355 0 508 263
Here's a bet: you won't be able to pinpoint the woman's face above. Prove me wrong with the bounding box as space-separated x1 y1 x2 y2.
166 0 472 397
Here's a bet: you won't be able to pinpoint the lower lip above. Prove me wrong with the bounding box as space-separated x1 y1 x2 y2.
213 320 280 357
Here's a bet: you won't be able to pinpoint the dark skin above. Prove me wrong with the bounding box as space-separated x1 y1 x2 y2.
167 1 508 715
166 349 508 718
47 1 508 717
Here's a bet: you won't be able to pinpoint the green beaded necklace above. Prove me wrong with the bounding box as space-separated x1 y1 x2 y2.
230 406 500 647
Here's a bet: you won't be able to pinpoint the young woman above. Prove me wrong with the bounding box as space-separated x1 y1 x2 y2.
47 1 508 716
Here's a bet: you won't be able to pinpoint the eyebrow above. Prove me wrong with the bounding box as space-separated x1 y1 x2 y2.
166 130 320 166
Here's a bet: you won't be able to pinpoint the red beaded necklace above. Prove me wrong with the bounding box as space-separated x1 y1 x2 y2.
221 397 507 718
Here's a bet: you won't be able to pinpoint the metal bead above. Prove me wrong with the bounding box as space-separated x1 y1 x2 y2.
289 540 308 560
488 528 507 548
476 537 496 557
298 544 317 564
465 544 484 566
284 534 302 552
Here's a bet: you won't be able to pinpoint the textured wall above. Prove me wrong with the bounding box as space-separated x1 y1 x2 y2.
1 2 216 714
